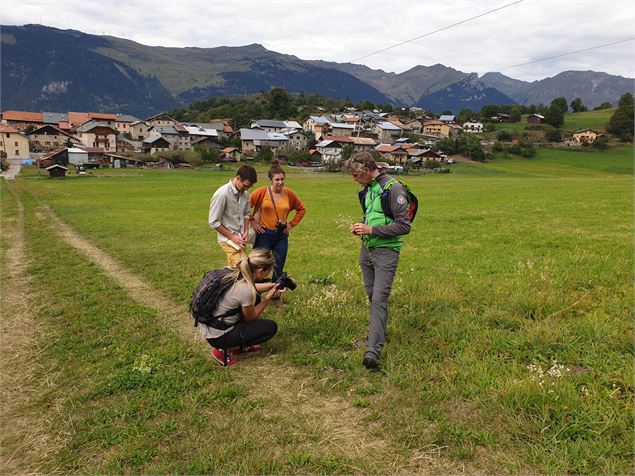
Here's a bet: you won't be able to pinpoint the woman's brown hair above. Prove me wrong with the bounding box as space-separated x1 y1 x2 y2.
268 159 285 180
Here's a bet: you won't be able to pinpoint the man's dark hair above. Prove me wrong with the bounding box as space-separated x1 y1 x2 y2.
237 165 257 183
345 151 377 172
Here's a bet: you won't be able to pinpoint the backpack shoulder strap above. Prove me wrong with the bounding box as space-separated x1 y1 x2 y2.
357 186 369 213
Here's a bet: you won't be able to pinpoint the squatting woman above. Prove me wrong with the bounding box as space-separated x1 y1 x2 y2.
199 248 283 366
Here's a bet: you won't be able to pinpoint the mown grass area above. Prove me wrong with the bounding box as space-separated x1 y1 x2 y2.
564 108 615 132
2 145 633 474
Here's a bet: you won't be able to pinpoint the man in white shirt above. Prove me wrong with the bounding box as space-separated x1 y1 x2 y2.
209 165 258 266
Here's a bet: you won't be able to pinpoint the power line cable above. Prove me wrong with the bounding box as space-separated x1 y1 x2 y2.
348 0 524 63
496 37 635 71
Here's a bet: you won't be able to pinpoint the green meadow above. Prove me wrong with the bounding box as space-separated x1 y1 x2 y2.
563 108 615 132
1 146 633 474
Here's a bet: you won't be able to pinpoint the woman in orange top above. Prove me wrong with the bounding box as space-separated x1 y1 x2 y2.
250 160 306 281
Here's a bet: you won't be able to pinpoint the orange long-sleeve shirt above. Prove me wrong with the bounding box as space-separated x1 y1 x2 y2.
250 186 307 229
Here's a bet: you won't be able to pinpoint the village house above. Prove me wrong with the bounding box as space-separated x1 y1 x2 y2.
42 112 70 130
130 121 151 141
525 114 545 124
462 121 483 133
422 120 447 138
1 111 43 131
340 114 362 132
221 147 241 162
438 115 456 124
239 128 288 157
147 124 191 150
375 144 403 163
114 114 140 134
142 135 172 155
191 135 222 152
186 122 233 141
492 112 511 123
328 121 355 137
70 112 117 128
184 124 219 143
75 120 118 152
302 116 330 134
46 163 68 178
406 149 445 168
572 129 602 144
372 121 402 143
448 124 463 137
319 136 377 155
0 125 30 159
315 139 343 164
302 116 331 141
251 119 303 133
145 113 180 128
26 124 81 152
403 118 424 134
116 136 142 154
282 129 308 152
348 136 378 152
38 147 69 168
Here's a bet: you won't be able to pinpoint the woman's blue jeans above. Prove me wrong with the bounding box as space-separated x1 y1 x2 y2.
254 228 289 281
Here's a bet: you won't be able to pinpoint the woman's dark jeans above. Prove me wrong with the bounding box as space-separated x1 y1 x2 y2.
254 228 288 281
206 319 278 350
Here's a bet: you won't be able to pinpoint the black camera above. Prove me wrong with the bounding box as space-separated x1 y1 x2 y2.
276 220 287 233
275 272 297 291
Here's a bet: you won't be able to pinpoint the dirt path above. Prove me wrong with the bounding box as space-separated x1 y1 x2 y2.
0 190 62 474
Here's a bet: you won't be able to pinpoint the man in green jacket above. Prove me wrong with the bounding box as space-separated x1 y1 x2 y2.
345 152 411 370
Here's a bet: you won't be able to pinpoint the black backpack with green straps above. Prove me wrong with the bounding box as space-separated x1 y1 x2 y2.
358 177 419 223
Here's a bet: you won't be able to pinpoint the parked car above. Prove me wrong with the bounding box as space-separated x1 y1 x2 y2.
309 161 322 167
446 159 455 164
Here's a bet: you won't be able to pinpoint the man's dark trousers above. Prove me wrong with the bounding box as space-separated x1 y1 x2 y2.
359 245 400 359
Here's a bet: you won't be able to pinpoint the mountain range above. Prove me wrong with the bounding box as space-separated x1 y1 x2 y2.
1 24 632 117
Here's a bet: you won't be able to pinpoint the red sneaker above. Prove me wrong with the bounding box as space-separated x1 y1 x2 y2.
211 348 237 367
230 344 263 356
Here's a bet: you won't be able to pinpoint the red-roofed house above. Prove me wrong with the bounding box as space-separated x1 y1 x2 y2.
1 111 44 131
68 112 91 127
221 147 242 162
375 143 407 163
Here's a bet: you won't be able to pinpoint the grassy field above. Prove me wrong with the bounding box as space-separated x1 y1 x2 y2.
563 108 615 132
1 146 633 474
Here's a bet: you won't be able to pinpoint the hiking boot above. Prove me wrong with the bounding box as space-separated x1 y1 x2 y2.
362 353 379 370
211 348 237 367
230 344 263 356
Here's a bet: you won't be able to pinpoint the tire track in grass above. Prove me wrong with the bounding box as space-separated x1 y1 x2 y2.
0 189 63 474
39 204 463 473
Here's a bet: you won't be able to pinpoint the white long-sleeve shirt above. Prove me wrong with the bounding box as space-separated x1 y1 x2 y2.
208 180 250 243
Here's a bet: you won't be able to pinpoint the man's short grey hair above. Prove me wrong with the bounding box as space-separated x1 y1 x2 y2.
343 151 377 172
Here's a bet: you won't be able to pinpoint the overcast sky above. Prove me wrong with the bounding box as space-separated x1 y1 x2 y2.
2 0 634 81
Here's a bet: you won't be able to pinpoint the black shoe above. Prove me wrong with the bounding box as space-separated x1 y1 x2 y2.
362 353 379 370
